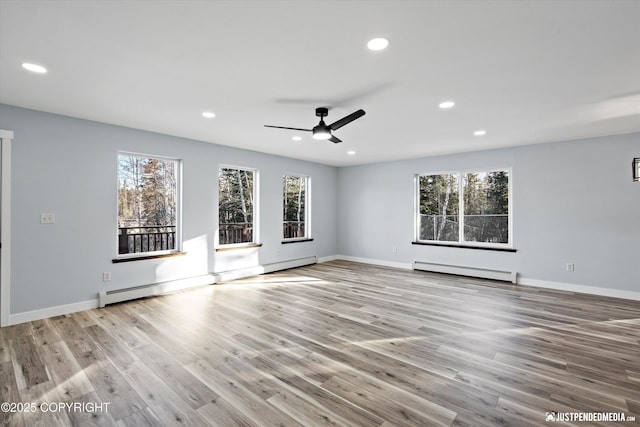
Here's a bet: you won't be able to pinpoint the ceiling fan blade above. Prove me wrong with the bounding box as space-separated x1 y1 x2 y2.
264 125 312 132
328 109 366 131
328 135 342 144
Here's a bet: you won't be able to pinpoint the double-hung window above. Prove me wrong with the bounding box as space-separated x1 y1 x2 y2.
416 169 511 248
218 166 257 246
117 153 181 257
283 174 310 241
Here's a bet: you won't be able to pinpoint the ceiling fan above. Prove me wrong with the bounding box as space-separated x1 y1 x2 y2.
264 107 365 143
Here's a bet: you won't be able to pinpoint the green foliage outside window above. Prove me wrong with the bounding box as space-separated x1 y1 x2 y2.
418 170 510 245
283 175 308 239
118 154 178 254
219 167 255 245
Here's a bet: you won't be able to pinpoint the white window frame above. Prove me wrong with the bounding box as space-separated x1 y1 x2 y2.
415 167 513 249
116 151 182 259
282 174 311 241
217 165 259 248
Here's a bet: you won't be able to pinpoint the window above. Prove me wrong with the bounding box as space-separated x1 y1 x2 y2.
416 169 511 247
218 166 257 246
117 153 180 256
417 173 460 242
283 174 310 241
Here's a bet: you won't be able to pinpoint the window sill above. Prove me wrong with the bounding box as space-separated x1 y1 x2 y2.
215 243 263 252
281 238 314 244
112 251 187 263
411 241 516 252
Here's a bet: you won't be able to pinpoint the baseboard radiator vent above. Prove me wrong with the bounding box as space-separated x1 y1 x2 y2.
99 256 318 307
214 256 318 282
98 274 215 308
413 261 517 283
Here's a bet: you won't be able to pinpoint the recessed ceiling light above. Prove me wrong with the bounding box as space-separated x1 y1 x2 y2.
202 111 215 118
367 38 389 51
22 63 47 73
439 101 455 109
292 136 302 141
474 130 487 136
347 150 356 155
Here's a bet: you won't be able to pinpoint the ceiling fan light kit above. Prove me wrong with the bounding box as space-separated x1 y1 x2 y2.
312 128 331 140
265 107 365 144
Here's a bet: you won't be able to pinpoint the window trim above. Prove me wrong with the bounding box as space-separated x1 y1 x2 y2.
112 251 187 263
414 167 513 250
282 173 311 242
115 151 183 261
411 241 516 252
215 243 263 252
217 164 259 248
281 238 314 245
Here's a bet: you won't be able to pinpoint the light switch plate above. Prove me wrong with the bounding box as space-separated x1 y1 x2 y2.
40 213 55 224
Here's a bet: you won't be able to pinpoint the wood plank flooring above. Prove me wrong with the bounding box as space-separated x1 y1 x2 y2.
1 260 639 426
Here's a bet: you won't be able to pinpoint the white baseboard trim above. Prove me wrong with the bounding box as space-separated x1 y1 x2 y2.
326 255 640 302
5 257 320 325
518 278 640 301
9 299 99 326
7 258 638 326
333 255 413 270
318 255 339 263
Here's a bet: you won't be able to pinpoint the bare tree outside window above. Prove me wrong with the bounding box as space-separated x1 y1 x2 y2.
418 173 460 242
463 171 509 244
118 153 179 255
283 175 308 240
417 169 510 246
218 167 256 245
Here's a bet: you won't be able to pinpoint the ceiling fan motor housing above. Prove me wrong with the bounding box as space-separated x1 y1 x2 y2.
315 107 329 118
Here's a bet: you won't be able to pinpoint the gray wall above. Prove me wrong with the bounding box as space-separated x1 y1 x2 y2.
1 104 338 314
337 132 640 292
2 103 638 316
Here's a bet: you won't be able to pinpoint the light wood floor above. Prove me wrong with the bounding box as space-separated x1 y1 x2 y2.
1 261 639 426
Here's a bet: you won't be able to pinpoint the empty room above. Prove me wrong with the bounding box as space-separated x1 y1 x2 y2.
0 0 639 426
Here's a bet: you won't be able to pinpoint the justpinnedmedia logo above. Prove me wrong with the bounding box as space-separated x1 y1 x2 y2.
545 411 635 423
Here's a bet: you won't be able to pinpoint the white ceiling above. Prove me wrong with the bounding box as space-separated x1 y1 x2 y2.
1 0 639 167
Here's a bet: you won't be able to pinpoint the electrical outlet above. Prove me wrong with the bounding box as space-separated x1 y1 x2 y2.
103 272 111 282
40 213 55 224
392 246 397 253
566 263 575 272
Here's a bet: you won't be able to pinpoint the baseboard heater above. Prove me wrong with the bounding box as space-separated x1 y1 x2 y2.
98 256 317 307
98 274 216 308
413 261 517 283
214 256 317 282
